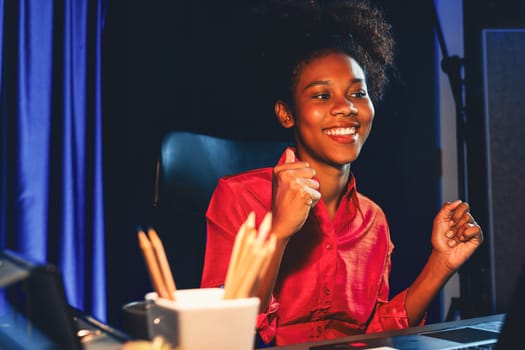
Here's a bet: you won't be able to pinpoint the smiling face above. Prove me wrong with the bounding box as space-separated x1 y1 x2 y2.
276 52 375 171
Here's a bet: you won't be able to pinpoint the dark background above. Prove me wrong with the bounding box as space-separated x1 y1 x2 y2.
462 0 525 314
101 0 524 331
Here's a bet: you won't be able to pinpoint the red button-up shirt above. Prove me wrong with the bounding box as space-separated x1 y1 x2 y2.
201 148 415 346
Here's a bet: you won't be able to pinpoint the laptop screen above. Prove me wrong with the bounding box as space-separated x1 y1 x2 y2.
0 249 83 350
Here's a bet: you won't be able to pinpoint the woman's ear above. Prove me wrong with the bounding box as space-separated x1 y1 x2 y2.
274 100 295 128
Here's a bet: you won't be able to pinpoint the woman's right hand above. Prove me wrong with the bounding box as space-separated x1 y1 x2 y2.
271 149 321 240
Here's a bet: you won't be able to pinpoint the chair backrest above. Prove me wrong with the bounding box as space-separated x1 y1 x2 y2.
151 131 291 288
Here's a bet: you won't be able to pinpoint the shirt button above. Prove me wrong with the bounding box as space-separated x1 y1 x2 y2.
324 287 331 296
326 243 332 249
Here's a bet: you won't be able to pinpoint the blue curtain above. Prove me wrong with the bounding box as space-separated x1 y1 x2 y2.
0 0 107 321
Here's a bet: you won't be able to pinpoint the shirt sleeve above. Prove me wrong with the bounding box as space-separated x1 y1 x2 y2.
201 178 249 288
255 296 280 345
200 177 281 344
366 288 427 333
365 289 408 332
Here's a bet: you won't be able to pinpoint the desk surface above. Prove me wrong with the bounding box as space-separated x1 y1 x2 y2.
75 313 505 350
262 314 505 350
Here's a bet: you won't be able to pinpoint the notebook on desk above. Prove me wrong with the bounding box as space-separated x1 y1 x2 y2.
311 263 524 350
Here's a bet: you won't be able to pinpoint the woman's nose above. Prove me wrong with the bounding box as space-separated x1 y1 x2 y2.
331 98 358 116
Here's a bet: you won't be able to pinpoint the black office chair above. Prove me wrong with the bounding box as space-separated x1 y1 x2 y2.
150 131 291 289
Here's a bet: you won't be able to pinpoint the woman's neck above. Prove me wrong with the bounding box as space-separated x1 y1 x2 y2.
313 162 351 219
317 169 350 219
294 148 352 218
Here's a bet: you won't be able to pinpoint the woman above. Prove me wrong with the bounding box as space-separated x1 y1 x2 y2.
201 0 483 346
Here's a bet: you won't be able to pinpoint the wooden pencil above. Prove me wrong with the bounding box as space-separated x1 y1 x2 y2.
148 228 176 300
224 220 248 298
223 211 277 299
138 230 169 299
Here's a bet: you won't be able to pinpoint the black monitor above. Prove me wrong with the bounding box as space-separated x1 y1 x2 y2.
0 249 83 350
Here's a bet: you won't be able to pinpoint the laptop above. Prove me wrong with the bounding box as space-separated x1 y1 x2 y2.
0 249 128 349
310 318 503 349
309 263 525 350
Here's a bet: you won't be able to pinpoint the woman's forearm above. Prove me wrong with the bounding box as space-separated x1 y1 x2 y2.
405 251 456 326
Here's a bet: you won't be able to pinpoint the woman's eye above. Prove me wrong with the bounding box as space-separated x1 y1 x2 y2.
350 90 367 98
313 93 330 100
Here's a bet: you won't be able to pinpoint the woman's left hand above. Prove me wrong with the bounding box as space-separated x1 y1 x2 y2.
431 200 483 271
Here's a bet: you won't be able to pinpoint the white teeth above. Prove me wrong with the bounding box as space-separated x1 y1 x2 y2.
324 127 356 136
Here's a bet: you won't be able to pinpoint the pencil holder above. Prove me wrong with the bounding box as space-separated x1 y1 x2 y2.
145 288 260 350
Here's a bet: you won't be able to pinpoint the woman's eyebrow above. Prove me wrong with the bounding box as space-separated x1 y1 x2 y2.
302 78 365 91
303 80 330 91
